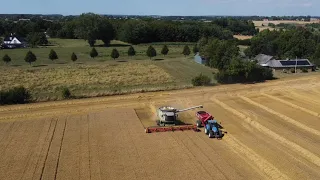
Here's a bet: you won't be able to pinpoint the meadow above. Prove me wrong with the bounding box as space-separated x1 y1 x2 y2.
0 39 214 101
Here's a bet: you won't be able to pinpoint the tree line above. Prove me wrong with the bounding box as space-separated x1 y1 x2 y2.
2 45 194 65
0 13 258 47
244 28 320 66
197 37 274 84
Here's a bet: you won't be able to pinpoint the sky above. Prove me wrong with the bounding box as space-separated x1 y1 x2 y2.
1 0 319 16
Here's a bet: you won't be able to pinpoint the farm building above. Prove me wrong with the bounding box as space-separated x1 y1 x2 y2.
254 54 316 72
194 52 207 65
1 34 26 49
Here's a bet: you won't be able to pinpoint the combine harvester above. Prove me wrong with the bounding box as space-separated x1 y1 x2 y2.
145 105 203 133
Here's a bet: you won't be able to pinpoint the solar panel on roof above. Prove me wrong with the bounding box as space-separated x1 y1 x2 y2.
279 60 310 66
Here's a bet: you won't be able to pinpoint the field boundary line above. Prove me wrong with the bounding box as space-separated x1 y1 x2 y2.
211 96 320 167
261 93 320 117
239 96 320 137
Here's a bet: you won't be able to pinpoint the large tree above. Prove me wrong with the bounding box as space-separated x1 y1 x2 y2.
74 13 115 47
27 32 48 47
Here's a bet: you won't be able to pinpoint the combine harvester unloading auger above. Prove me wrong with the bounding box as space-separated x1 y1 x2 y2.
145 105 203 133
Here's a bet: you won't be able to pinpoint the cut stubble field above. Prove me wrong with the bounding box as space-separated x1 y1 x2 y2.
0 74 320 180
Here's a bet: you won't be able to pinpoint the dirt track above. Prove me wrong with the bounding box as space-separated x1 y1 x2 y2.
1 74 320 180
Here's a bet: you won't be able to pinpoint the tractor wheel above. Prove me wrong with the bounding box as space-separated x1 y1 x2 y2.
196 120 202 128
204 128 208 135
209 131 214 138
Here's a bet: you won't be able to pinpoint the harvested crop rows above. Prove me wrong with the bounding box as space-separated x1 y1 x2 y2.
0 74 320 179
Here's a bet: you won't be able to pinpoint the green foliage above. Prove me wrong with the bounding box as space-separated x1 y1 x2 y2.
237 39 251 46
74 13 115 46
311 44 320 66
62 87 71 99
247 28 320 59
146 46 157 59
90 47 98 58
182 45 191 57
49 49 58 61
128 46 136 57
0 86 31 105
193 44 199 54
111 48 120 60
161 45 169 56
24 51 37 65
200 38 239 70
71 52 77 62
2 54 11 64
27 32 48 47
268 23 276 28
215 58 274 84
191 73 211 86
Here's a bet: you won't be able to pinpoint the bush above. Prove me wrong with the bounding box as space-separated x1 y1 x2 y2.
0 86 31 105
301 68 308 73
192 73 211 86
290 68 296 73
62 87 71 99
215 60 274 84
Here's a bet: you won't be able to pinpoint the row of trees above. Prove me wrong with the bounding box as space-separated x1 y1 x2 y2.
0 13 258 47
244 28 320 66
2 45 194 65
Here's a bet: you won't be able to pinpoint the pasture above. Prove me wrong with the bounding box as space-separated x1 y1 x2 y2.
0 39 214 101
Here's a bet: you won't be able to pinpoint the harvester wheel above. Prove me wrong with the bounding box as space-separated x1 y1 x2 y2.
196 120 202 128
209 131 214 138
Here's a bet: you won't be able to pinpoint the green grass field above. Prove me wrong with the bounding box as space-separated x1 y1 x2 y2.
0 39 214 101
0 39 196 66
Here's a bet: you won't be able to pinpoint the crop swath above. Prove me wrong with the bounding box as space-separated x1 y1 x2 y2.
145 125 199 133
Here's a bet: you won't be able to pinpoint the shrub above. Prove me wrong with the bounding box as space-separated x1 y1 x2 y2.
49 49 58 61
25 51 37 66
90 47 98 58
192 73 211 86
290 68 296 73
2 54 11 64
0 86 31 105
71 52 77 62
62 87 71 99
111 48 120 60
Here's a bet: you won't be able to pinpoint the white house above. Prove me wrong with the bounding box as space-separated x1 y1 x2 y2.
1 34 26 49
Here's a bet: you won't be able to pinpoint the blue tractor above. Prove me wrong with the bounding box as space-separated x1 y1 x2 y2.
204 120 223 138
